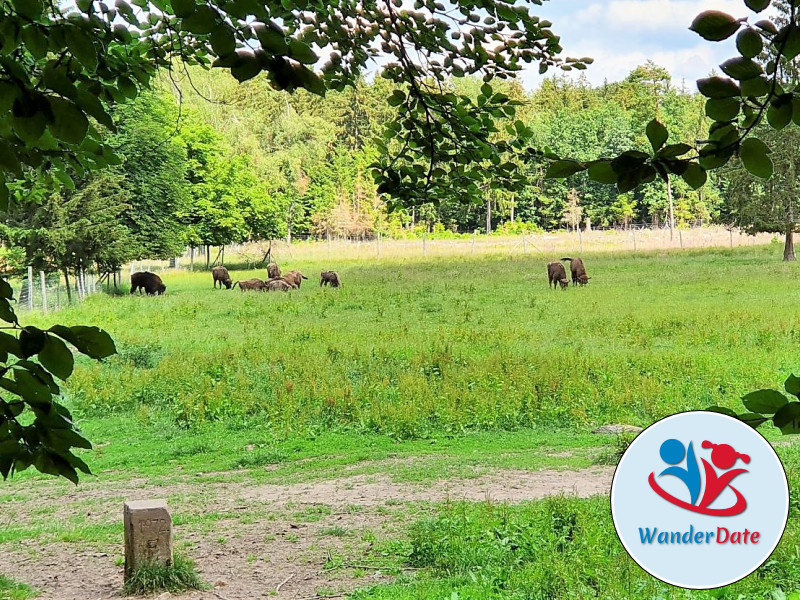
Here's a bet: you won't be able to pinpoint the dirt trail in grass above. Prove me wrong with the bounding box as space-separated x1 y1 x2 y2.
1 465 613 600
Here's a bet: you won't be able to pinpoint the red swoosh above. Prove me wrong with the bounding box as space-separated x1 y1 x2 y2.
648 473 747 516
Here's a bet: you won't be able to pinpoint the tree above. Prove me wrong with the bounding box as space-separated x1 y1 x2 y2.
720 126 800 261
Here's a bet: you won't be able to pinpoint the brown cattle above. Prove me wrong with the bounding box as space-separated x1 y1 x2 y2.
282 270 308 288
131 272 166 295
561 257 591 286
320 271 340 288
212 266 232 289
232 278 268 291
265 279 293 292
267 263 281 279
547 262 569 290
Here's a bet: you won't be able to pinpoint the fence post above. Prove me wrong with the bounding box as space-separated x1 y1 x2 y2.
522 232 527 253
27 266 33 311
39 271 47 313
578 228 583 254
632 229 637 253
377 232 381 259
422 232 427 256
679 229 683 249
472 230 477 254
730 228 734 248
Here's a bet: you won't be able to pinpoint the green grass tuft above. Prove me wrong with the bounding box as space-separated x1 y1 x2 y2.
0 575 35 600
122 554 207 596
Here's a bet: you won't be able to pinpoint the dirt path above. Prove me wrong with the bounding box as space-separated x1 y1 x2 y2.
1 466 613 600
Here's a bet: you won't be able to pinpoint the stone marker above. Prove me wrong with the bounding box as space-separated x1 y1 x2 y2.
124 499 173 579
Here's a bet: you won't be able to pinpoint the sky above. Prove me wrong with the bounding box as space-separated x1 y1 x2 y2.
524 0 774 90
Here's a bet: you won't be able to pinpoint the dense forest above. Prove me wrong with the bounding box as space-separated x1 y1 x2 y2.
0 60 786 274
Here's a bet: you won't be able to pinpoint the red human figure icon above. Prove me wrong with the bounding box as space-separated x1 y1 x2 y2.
698 441 750 510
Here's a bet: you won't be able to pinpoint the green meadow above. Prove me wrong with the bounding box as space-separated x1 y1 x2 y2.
5 243 800 599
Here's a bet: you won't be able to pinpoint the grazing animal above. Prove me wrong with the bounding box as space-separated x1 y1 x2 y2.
561 257 591 286
547 262 569 290
212 266 232 289
232 278 268 291
130 271 166 295
282 270 308 288
265 278 293 292
320 271 341 288
267 263 281 279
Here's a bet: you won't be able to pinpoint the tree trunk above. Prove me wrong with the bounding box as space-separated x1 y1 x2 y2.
206 245 210 269
667 175 674 241
62 268 72 303
785 229 796 262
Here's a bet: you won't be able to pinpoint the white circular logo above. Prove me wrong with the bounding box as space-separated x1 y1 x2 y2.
611 411 789 589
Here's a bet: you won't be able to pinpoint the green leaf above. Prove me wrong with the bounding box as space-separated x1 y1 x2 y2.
742 388 787 414
736 28 763 58
720 57 762 81
744 0 770 12
705 98 740 122
48 98 89 145
388 90 406 107
776 25 800 61
690 10 740 42
182 6 217 34
705 406 738 417
230 54 262 83
255 22 288 54
0 332 21 357
767 97 793 130
172 0 195 17
658 143 693 158
0 279 12 301
39 335 74 381
681 163 707 190
645 119 668 152
545 160 586 179
739 137 774 178
21 26 48 60
48 325 116 360
774 402 800 434
697 77 741 99
288 40 317 65
12 0 43 20
738 412 769 428
586 161 617 184
12 369 52 407
210 24 236 57
785 374 800 398
740 76 770 98
19 327 46 359
43 63 78 101
11 110 46 144
66 29 97 72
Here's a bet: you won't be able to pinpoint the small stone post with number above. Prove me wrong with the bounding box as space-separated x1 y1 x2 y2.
123 500 173 580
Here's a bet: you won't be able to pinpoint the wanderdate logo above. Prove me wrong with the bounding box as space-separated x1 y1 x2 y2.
611 411 788 589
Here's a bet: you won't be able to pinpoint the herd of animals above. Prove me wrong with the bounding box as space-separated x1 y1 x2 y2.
131 257 588 296
547 257 591 290
128 264 341 296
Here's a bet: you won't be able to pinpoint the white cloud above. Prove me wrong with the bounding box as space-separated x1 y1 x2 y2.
575 0 763 32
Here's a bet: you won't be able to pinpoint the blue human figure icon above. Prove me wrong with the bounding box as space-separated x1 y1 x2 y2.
658 439 701 505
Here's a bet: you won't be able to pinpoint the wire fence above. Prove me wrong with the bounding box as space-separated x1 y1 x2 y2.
15 267 103 314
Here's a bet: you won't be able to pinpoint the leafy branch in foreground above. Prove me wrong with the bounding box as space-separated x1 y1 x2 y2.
0 279 116 483
545 0 795 193
708 374 800 434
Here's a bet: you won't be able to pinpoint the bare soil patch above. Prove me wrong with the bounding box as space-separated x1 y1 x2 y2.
1 466 613 600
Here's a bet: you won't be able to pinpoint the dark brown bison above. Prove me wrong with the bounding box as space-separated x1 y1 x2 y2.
212 266 232 289
561 257 591 285
547 262 569 290
266 277 297 289
320 271 340 288
282 270 308 288
232 278 268 291
265 278 293 292
131 271 166 295
267 263 281 279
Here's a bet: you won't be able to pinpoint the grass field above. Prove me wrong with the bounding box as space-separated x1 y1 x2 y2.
4 242 800 599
